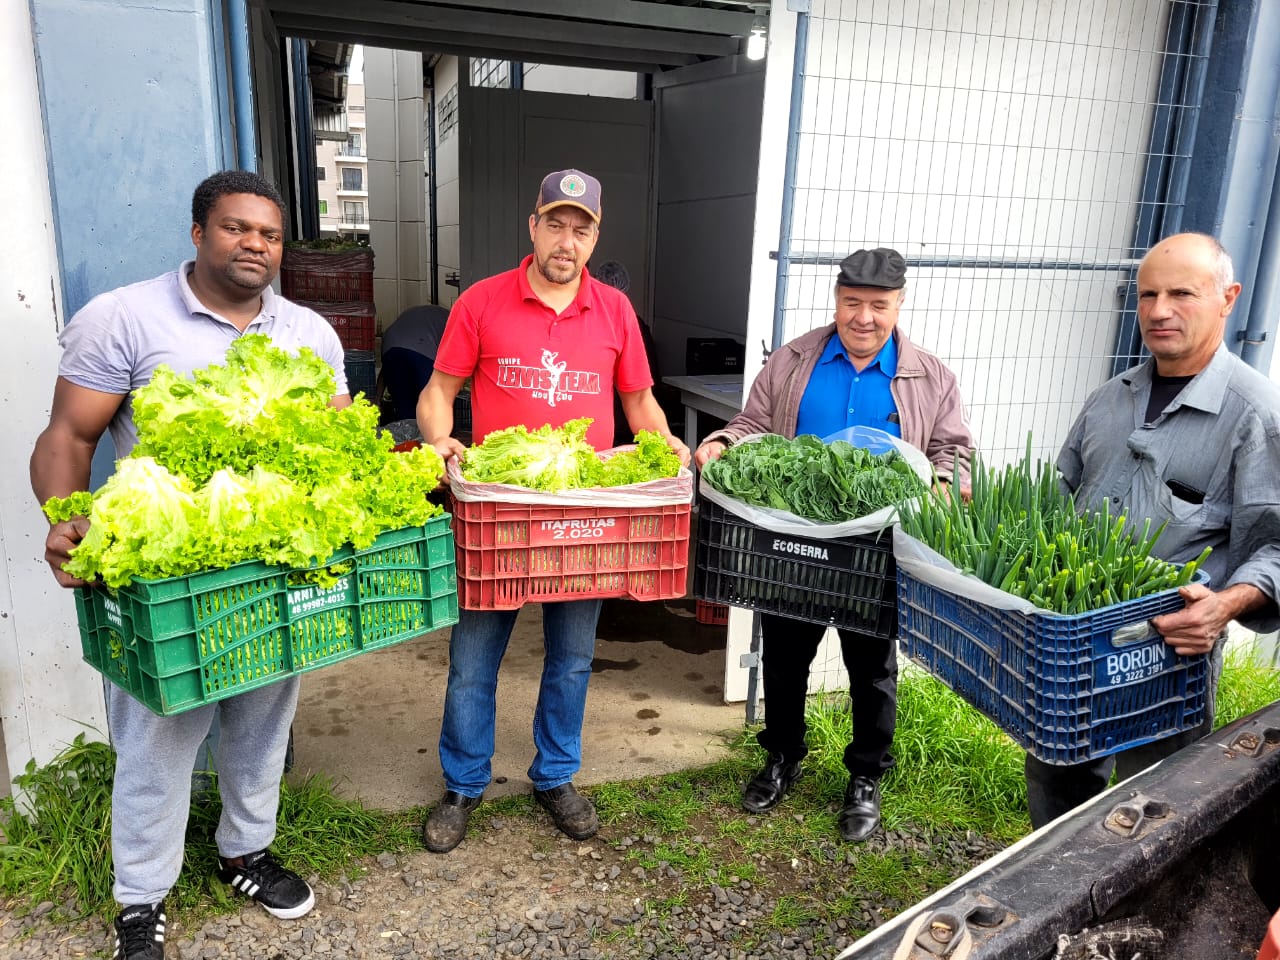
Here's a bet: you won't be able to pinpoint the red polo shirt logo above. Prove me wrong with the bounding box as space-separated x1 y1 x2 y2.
495 351 603 408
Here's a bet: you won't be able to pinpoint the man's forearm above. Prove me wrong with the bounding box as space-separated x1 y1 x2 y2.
30 429 94 505
1217 582 1269 622
621 391 676 438
417 385 456 443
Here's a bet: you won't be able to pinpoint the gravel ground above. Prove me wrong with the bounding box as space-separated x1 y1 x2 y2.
0 811 1005 959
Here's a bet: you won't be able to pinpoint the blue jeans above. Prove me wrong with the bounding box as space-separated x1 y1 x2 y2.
438 599 602 795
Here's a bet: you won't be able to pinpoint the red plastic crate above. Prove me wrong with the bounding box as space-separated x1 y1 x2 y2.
281 248 375 303
296 300 377 351
450 498 690 609
695 600 729 626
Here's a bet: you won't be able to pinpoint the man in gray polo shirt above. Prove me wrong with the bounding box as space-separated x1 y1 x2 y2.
1024 232 1280 828
30 171 349 960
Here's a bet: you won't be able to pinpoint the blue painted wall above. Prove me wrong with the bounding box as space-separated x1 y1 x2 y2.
30 0 234 318
30 0 237 484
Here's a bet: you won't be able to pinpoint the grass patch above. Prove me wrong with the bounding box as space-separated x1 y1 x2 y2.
0 734 419 925
805 667 1029 842
2 651 1275 945
1216 642 1280 728
0 736 113 918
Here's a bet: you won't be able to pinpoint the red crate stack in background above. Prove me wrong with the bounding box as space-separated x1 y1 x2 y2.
293 300 376 351
281 247 374 302
281 246 377 398
694 600 730 626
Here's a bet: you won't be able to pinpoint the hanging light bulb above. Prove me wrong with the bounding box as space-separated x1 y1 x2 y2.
745 17 768 61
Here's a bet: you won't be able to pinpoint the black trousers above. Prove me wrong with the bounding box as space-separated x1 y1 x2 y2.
1023 641 1224 829
755 613 898 780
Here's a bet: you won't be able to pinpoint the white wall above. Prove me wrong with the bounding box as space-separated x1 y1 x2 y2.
0 3 108 794
433 56 462 308
727 0 803 704
366 48 429 328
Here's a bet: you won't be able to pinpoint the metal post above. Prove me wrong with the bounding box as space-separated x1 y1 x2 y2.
770 9 809 354
289 39 320 240
744 613 763 724
1112 0 1218 376
1240 154 1280 372
226 0 258 170
426 68 440 305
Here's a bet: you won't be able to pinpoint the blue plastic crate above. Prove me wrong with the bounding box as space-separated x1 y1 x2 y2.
897 570 1209 764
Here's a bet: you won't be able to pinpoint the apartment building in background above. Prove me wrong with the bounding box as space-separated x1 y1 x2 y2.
316 78 368 237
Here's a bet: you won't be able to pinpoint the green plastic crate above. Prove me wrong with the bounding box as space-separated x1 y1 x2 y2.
75 516 458 716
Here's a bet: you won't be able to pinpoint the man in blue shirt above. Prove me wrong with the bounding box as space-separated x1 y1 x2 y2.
696 248 973 841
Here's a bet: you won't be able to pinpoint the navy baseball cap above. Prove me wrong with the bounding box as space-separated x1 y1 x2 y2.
535 169 602 224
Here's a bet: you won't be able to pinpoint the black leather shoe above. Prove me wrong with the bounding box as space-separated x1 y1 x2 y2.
741 754 803 814
838 776 881 842
423 790 482 853
534 783 599 840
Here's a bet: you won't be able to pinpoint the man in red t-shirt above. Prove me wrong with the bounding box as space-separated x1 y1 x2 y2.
416 168 689 853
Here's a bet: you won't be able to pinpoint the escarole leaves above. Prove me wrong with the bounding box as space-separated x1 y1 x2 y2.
462 418 603 490
42 334 444 587
461 417 681 491
896 443 1209 614
702 434 927 522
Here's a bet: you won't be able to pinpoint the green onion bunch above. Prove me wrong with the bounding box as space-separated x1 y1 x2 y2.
897 441 1209 614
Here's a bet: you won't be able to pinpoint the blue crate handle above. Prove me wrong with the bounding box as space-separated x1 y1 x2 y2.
1107 570 1205 647
1112 620 1160 647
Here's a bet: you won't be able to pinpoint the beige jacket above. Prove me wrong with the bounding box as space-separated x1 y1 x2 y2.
704 325 973 485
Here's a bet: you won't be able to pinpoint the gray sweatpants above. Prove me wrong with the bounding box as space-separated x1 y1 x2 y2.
107 677 299 905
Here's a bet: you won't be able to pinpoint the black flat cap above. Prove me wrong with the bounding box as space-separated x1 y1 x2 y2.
836 248 907 289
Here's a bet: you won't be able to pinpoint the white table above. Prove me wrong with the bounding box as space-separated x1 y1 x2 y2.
662 374 744 449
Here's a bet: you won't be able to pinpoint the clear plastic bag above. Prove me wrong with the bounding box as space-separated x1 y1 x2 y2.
447 447 694 508
892 525 1044 614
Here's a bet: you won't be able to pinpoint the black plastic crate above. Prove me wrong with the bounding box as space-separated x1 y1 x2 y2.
344 348 377 400
694 497 897 635
685 337 744 376
453 389 472 433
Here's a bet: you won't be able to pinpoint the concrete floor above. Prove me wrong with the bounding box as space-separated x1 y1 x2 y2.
288 597 746 810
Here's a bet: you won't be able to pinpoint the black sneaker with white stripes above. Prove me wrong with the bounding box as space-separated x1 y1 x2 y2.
216 849 315 920
112 900 166 959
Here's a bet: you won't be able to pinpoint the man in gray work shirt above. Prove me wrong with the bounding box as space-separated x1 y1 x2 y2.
1025 232 1280 827
30 171 348 959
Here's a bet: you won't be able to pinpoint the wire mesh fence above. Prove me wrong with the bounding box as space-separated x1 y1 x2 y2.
769 0 1218 697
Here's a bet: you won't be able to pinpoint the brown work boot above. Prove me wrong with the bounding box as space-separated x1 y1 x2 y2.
533 783 599 840
423 790 482 853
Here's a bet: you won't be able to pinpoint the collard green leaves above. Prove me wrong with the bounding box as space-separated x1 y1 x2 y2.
702 434 925 523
